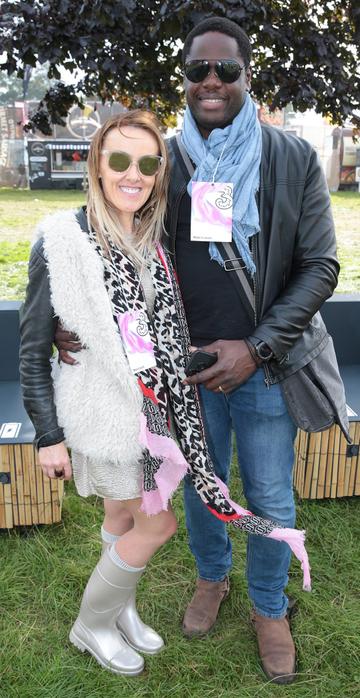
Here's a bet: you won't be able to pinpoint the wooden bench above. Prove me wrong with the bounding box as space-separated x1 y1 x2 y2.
0 301 64 528
294 294 360 499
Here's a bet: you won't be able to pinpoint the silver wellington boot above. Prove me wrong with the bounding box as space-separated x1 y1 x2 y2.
69 548 144 675
102 542 164 654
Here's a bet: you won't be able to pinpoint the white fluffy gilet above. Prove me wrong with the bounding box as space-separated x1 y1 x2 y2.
35 209 143 466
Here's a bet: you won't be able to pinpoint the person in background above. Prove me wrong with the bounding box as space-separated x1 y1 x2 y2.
15 162 27 188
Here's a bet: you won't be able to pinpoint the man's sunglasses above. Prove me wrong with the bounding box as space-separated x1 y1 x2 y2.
101 150 163 176
184 59 246 84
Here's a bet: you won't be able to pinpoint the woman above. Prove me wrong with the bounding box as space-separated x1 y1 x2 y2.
20 110 310 677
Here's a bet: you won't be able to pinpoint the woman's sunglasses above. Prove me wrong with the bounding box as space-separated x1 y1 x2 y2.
101 150 163 176
184 59 246 84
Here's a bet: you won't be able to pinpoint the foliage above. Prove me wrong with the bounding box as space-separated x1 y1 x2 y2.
0 1 359 134
0 63 54 105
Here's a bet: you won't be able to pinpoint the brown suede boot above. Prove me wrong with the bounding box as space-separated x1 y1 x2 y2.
251 610 296 684
182 577 230 638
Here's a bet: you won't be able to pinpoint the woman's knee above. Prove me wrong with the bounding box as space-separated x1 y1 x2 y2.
103 499 134 530
140 510 177 546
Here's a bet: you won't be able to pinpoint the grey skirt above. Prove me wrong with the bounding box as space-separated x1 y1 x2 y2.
71 451 143 500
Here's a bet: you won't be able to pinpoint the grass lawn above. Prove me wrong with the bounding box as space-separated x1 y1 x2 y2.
330 192 360 294
0 189 85 301
1 479 359 698
0 188 85 242
0 188 360 697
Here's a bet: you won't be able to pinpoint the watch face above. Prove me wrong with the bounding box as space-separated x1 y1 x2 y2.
257 342 273 360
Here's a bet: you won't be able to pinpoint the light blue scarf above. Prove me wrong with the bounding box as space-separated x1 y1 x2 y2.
181 93 262 274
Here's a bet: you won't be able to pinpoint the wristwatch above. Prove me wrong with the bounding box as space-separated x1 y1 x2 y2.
253 340 274 362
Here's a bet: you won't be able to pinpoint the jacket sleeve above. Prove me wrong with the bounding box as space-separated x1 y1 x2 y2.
249 149 339 360
19 238 65 448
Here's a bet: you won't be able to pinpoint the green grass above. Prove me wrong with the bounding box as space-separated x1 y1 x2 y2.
330 192 360 294
0 189 359 300
0 241 31 300
1 476 359 698
0 188 85 300
0 188 85 242
0 188 360 696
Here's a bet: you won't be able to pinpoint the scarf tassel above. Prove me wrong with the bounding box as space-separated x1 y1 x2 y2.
214 475 311 591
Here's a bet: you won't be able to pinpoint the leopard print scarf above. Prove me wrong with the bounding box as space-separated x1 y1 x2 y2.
88 228 311 590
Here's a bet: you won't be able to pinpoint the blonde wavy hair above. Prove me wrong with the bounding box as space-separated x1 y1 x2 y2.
87 109 169 262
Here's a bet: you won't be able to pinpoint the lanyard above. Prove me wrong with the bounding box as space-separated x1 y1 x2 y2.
211 141 227 184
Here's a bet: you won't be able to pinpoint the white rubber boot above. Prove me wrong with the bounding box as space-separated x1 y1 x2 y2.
69 548 144 675
101 540 164 654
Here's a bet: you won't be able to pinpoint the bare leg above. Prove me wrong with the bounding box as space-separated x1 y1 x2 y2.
103 498 134 537
114 498 177 568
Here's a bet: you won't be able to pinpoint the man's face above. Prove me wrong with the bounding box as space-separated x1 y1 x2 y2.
184 32 251 137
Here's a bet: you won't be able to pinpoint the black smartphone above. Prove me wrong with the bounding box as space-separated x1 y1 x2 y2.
185 349 218 377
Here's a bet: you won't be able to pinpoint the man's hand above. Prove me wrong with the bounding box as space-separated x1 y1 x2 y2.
38 442 72 480
55 320 82 365
183 339 258 393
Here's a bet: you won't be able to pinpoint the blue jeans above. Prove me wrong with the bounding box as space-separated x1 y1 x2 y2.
184 368 297 619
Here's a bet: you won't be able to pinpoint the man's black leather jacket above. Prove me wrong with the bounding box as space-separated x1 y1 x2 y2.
165 125 339 383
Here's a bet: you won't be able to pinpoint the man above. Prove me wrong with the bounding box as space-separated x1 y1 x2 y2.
55 17 340 684
163 17 339 685
16 162 27 188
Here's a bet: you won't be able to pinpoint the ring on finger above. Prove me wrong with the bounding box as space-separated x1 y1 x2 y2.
218 385 224 393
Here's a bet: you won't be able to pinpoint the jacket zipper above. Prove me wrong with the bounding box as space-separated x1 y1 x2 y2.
263 362 272 388
251 235 258 327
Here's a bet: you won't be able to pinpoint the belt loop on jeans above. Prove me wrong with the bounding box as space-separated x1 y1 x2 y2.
224 257 246 271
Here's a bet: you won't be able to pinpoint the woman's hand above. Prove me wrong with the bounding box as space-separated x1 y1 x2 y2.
38 442 72 480
55 320 82 365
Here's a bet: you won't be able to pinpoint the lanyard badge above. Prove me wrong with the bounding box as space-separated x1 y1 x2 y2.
190 181 233 242
117 310 156 374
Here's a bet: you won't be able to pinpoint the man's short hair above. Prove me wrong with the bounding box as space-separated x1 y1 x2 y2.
182 17 252 66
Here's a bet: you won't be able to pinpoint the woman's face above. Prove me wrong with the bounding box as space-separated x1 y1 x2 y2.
99 125 160 229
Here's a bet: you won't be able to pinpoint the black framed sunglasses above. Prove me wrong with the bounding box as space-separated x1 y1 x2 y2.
101 150 163 176
184 59 246 84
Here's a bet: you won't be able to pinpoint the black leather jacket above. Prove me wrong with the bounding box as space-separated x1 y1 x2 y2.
19 235 65 448
165 125 339 382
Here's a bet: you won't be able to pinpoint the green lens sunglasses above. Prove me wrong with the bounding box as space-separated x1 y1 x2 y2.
101 150 163 176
